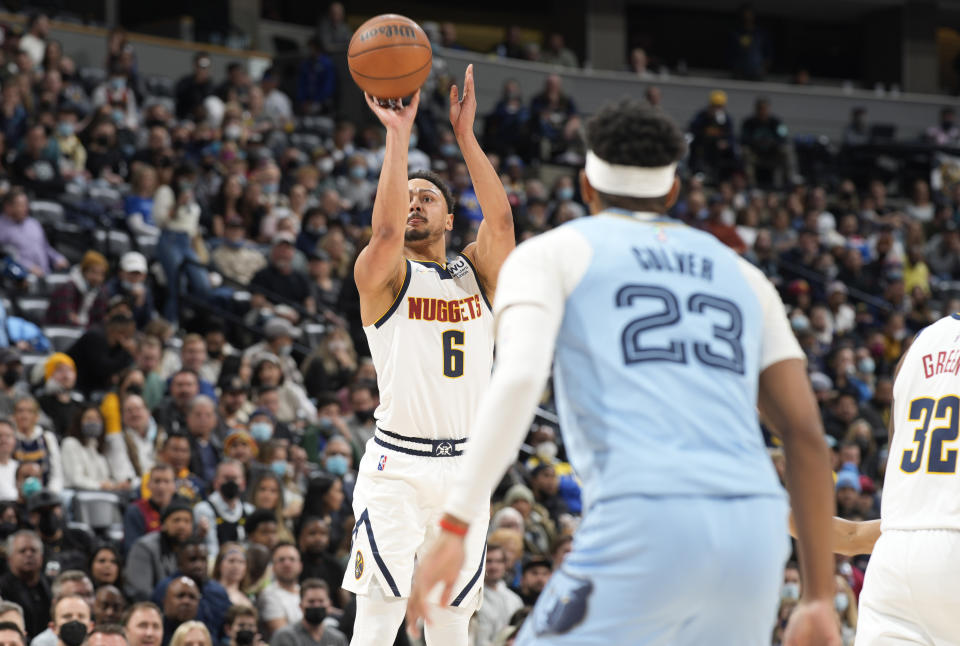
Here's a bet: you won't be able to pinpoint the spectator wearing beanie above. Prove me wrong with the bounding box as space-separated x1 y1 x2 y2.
36 353 83 438
45 251 110 327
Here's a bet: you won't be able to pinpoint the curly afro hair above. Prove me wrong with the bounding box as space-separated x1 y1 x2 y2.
586 99 686 168
409 169 455 214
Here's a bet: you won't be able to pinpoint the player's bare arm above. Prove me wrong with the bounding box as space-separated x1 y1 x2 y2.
450 65 515 301
354 90 420 326
758 358 842 646
788 514 882 556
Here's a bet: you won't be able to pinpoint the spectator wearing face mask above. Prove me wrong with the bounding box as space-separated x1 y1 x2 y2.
36 354 83 439
268 579 345 646
61 406 127 492
13 396 63 494
318 436 353 500
193 460 254 555
49 595 93 646
524 425 581 514
92 64 139 131
334 155 374 215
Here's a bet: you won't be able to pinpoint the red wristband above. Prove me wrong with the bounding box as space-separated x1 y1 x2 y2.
439 517 469 537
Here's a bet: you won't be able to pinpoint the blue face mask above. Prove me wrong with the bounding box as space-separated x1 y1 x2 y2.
408 134 418 149
112 109 125 125
858 357 875 374
249 422 272 443
57 122 74 137
440 143 459 158
270 461 288 477
325 454 348 476
21 476 41 498
556 187 574 201
349 166 367 180
110 77 126 91
261 183 278 195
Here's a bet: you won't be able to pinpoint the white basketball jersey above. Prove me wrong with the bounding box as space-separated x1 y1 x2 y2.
882 313 960 531
364 253 495 441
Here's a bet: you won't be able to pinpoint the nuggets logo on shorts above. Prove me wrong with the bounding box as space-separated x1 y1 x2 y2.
354 550 364 579
378 455 387 471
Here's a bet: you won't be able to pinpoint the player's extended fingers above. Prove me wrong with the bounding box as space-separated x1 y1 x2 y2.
464 64 474 97
449 83 459 106
407 89 421 113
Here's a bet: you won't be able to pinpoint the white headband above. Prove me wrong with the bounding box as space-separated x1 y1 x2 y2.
584 151 677 198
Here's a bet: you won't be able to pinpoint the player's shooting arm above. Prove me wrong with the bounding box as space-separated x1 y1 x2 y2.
451 65 515 299
354 91 420 323
788 513 882 556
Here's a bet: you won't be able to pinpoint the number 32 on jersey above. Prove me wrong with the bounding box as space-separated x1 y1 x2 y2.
901 395 959 475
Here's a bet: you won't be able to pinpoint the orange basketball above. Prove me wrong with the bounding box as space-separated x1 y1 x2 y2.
348 14 432 99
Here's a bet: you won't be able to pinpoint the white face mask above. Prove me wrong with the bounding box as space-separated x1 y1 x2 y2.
834 591 849 614
535 441 558 461
781 582 800 601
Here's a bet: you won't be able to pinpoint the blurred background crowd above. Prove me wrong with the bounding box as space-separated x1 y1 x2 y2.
0 3 956 646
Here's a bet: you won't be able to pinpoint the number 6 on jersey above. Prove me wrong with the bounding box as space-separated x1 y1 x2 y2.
443 330 465 378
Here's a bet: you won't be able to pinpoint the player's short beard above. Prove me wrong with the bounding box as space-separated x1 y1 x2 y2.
405 227 430 242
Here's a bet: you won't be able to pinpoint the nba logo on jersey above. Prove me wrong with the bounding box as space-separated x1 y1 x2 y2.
377 455 387 471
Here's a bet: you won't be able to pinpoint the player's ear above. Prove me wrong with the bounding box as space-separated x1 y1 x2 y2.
445 212 454 231
579 169 598 213
664 176 681 210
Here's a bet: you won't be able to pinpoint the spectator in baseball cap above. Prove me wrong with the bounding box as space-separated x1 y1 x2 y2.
101 252 156 329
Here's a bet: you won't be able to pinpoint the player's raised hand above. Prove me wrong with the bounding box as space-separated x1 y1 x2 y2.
449 63 476 139
364 90 420 132
782 599 842 646
405 530 466 638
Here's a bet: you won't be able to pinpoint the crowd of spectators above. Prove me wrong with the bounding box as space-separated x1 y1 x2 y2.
0 7 955 646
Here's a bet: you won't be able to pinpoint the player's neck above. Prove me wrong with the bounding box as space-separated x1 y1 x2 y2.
404 239 447 266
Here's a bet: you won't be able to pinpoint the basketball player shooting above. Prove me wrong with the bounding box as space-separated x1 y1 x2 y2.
342 64 514 646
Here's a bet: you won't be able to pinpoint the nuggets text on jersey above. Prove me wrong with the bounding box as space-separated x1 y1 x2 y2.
407 295 484 322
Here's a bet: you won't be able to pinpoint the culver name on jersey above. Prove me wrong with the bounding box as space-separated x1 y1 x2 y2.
363 253 495 442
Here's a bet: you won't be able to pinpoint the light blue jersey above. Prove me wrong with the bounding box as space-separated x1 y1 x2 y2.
489 211 803 646
552 212 784 510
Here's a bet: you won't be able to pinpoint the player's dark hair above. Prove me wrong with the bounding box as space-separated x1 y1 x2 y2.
409 169 454 214
585 99 686 212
